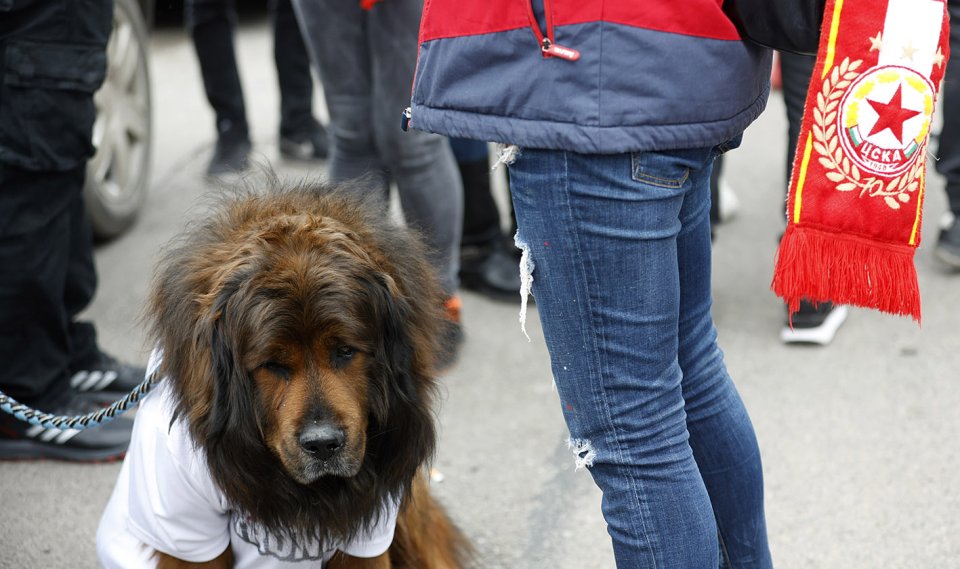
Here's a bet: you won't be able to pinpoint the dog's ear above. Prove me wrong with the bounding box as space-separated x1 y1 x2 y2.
364 273 418 416
195 271 291 518
361 272 437 487
206 274 262 450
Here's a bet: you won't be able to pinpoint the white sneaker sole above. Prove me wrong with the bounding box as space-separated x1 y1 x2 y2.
780 305 849 345
719 182 740 222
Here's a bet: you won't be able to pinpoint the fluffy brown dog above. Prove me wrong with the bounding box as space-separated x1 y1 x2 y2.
98 182 470 568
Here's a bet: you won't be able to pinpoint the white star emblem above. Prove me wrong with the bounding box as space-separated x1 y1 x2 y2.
901 41 919 61
934 46 946 68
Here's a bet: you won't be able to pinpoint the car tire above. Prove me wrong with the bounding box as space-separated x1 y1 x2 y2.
85 0 152 241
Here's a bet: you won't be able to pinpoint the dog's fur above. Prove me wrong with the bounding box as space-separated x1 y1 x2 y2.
147 181 470 568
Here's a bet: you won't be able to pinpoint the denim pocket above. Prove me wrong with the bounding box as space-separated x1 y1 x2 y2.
630 146 722 191
630 150 695 190
0 40 108 171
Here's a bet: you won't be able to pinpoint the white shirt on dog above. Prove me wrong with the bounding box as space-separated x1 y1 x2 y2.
97 351 398 568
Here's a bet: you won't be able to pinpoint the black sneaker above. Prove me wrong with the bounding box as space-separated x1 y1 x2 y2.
207 135 252 179
781 301 849 345
70 350 146 396
934 214 960 269
460 243 524 302
0 392 133 462
279 124 329 162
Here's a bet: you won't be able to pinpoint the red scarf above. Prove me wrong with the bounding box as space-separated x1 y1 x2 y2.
772 0 950 322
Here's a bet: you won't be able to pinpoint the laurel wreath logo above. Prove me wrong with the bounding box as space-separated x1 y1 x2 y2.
811 57 924 211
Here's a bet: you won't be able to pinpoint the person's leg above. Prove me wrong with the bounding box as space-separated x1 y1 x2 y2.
675 150 774 568
185 0 251 176
291 0 388 192
62 192 145 393
0 166 143 402
509 148 724 567
708 153 725 243
367 0 463 297
0 191 134 460
185 0 247 140
0 167 79 407
0 185 134 460
293 0 461 365
64 191 99 369
450 138 521 300
933 0 960 266
269 0 328 160
780 52 817 192
270 0 314 137
0 0 133 460
779 51 847 342
451 138 500 248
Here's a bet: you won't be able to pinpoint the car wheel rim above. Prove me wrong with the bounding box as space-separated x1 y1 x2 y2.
88 2 151 215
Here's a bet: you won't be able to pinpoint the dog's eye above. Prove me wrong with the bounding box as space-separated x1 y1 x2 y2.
334 346 356 363
261 361 291 379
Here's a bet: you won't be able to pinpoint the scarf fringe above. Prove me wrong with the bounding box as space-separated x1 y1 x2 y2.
772 225 921 322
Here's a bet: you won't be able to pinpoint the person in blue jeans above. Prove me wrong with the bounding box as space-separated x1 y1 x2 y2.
408 1 775 567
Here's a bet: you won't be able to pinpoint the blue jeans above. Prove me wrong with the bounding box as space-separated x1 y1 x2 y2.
290 0 462 295
508 147 773 568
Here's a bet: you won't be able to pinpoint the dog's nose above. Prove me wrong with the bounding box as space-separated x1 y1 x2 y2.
299 424 346 461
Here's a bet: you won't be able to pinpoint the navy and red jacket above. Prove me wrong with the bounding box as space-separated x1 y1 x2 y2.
409 0 773 154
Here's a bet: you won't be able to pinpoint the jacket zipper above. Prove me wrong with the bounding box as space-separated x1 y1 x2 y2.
524 0 580 61
404 0 434 131
403 0 580 131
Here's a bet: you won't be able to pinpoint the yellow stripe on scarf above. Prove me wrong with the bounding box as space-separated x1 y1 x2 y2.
822 0 845 79
793 134 814 224
795 0 845 224
909 168 925 245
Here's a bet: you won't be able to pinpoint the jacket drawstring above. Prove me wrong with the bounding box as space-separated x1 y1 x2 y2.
524 0 580 61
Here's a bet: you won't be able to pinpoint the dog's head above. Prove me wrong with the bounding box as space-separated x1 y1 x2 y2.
148 183 441 535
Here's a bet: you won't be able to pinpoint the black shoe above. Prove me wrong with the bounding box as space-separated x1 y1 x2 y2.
0 392 133 462
69 350 146 396
279 123 329 161
460 245 524 302
935 214 960 269
780 300 849 345
207 135 251 179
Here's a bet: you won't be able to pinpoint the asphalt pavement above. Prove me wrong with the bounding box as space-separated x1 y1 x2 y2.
1 18 958 569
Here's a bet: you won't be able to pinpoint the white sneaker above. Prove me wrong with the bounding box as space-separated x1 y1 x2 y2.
719 182 740 222
781 303 849 345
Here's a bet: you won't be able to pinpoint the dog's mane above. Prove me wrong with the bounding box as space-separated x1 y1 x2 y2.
146 178 442 545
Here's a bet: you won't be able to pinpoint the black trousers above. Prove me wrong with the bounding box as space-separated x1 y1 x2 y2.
0 0 111 405
709 52 815 226
185 0 317 140
935 0 960 216
780 51 817 193
0 167 99 405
